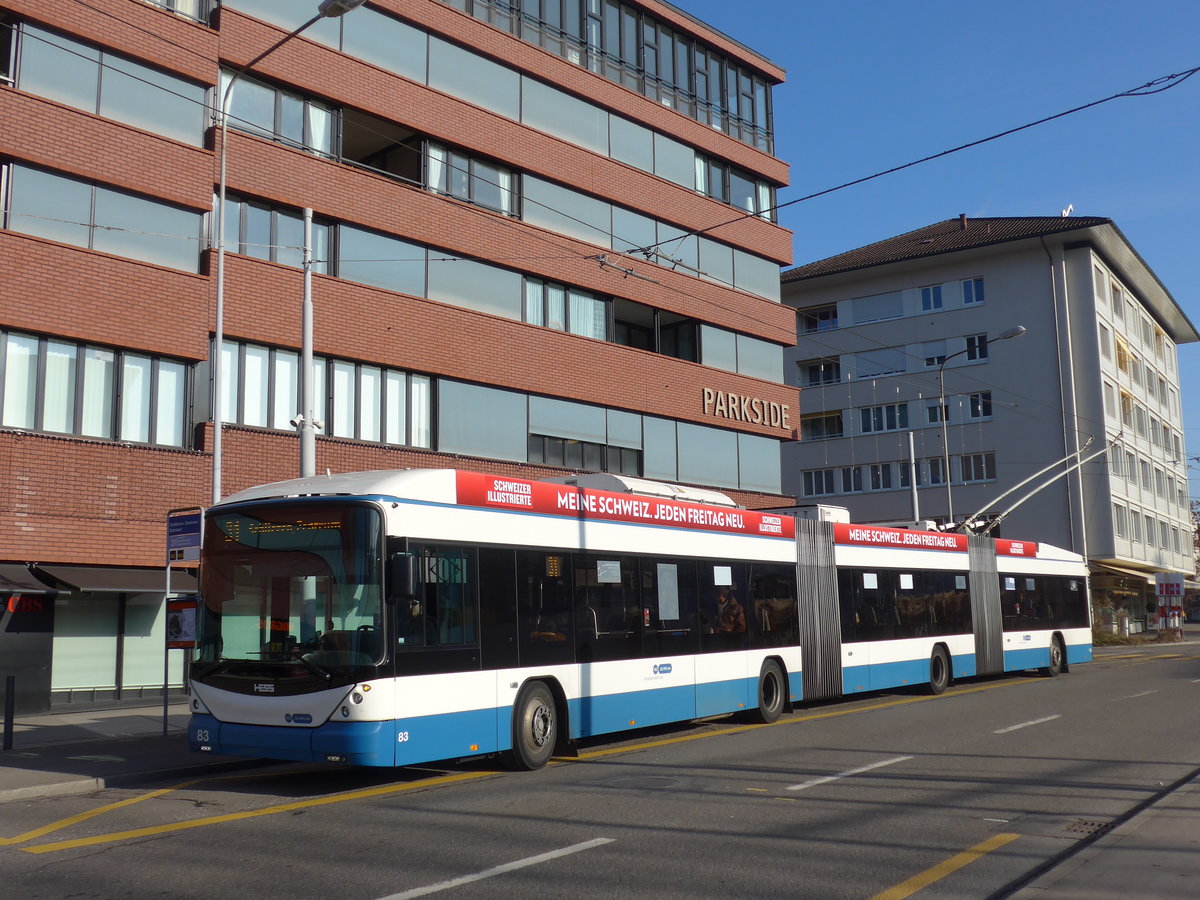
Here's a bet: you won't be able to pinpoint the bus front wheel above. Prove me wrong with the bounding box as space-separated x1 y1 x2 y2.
507 681 557 770
928 647 951 695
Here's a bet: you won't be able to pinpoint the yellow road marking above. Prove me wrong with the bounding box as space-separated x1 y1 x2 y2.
0 782 196 847
870 833 1021 900
22 770 495 855
20 676 1039 855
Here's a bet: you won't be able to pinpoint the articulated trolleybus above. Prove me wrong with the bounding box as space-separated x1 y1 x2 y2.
188 468 1091 769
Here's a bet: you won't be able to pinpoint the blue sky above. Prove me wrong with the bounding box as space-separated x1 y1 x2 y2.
678 0 1200 499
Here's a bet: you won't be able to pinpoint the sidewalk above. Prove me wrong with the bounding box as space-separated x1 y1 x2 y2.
0 700 263 803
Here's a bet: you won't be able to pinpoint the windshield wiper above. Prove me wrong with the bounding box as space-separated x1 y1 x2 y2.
298 653 333 683
190 659 225 681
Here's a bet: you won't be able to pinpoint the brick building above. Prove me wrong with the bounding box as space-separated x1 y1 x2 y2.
0 0 793 710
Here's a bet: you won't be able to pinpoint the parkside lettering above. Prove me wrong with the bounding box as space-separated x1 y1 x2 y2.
702 388 789 429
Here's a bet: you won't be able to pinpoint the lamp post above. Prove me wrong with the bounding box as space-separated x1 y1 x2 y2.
211 0 367 503
937 325 1026 527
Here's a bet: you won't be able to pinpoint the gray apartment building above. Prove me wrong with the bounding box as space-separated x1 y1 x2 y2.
781 215 1196 626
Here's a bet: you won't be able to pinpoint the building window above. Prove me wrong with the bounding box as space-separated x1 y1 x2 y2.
427 143 517 216
921 285 943 311
140 0 210 19
1 330 189 446
799 358 840 386
1094 265 1108 305
1112 504 1128 538
965 334 988 361
4 164 202 272
968 391 992 419
220 70 334 157
527 434 640 476
860 403 909 434
696 156 775 220
841 466 863 493
960 452 996 483
1120 393 1134 429
1099 324 1112 360
219 340 432 448
928 457 945 485
1140 459 1152 490
448 0 775 151
800 306 838 333
926 402 948 424
1159 520 1170 551
923 341 947 368
1110 284 1123 318
219 196 331 271
524 279 610 340
1129 511 1141 543
962 277 984 304
801 413 843 442
869 463 892 491
802 468 836 497
1103 382 1116 419
13 24 207 145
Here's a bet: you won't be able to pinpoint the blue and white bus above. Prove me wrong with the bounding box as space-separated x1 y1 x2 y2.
188 468 1090 768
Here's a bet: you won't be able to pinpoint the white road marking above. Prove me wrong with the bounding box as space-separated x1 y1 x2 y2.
994 714 1061 734
786 755 913 792
376 838 615 899
1117 690 1158 700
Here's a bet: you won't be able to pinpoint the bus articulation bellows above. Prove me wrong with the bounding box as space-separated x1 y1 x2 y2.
188 468 1090 768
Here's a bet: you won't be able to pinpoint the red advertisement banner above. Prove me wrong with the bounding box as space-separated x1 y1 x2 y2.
834 523 968 552
455 472 795 539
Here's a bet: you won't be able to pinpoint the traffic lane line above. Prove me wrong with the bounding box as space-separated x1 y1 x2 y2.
21 676 1042 855
869 832 1021 900
375 838 614 900
786 755 914 792
993 714 1062 734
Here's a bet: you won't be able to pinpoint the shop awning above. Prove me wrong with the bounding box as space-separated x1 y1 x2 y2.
1090 563 1155 585
36 565 197 594
0 564 54 593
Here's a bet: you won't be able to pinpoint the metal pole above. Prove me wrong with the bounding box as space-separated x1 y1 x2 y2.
908 430 920 523
210 10 333 505
3 675 14 752
938 362 953 526
300 207 316 477
163 549 172 737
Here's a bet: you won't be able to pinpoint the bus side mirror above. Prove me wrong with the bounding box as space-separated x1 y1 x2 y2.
387 553 419 602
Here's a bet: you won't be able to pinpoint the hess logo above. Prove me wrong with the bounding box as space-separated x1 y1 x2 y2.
253 683 275 693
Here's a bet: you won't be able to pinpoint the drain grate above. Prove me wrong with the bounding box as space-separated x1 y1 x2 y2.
1064 818 1113 836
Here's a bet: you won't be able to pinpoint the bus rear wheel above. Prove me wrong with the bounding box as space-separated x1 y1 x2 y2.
927 647 950 695
1041 637 1065 677
749 660 786 724
507 681 557 770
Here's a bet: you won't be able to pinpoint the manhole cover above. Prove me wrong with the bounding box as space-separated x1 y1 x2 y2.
1064 819 1112 836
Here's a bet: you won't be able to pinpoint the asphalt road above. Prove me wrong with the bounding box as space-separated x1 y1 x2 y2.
4 644 1198 900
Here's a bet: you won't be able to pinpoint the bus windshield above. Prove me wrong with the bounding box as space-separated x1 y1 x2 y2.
199 501 385 668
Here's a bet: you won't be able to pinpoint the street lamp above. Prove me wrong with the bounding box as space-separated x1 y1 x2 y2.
937 325 1026 527
211 0 367 503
